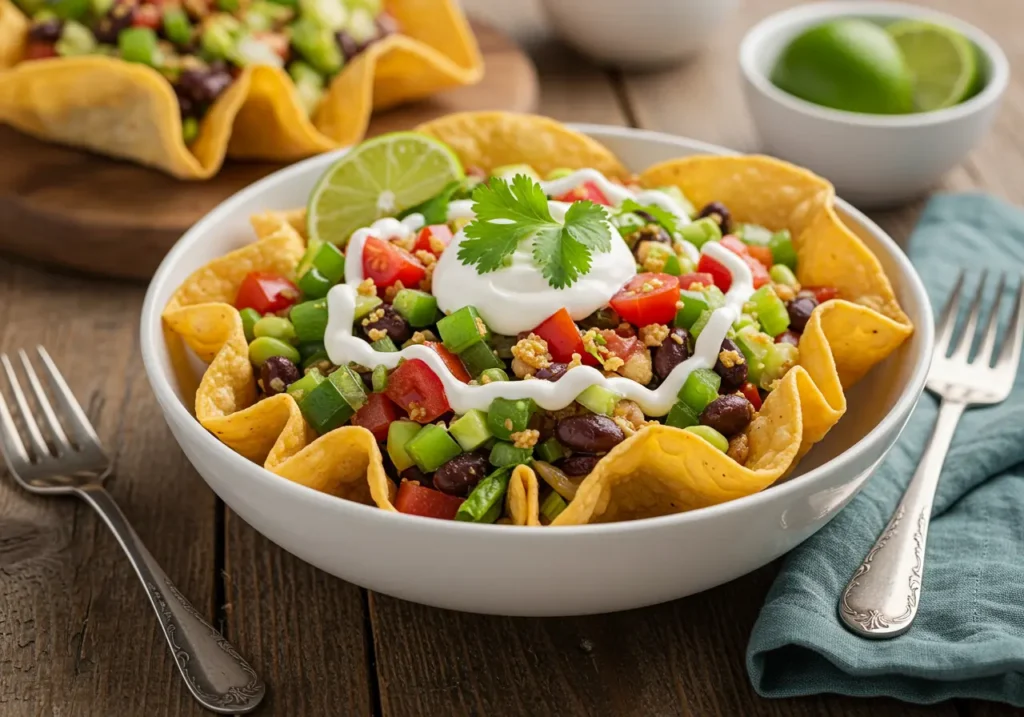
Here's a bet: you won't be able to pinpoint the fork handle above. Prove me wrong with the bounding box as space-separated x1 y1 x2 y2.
838 399 965 638
75 484 265 714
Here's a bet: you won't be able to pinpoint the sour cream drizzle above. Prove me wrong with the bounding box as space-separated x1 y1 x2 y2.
324 171 754 417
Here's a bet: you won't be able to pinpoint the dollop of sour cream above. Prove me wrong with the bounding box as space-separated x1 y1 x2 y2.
323 169 755 417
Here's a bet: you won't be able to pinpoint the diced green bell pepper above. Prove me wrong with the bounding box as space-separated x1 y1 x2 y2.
750 285 790 337
455 467 513 523
759 342 799 390
371 365 388 393
392 289 438 328
675 286 724 329
449 409 493 452
489 441 532 468
331 364 367 410
286 367 324 402
689 309 713 339
575 385 620 416
297 267 332 299
290 299 329 343
239 307 262 342
734 325 772 386
487 397 536 441
665 400 700 429
162 6 193 45
769 229 797 270
459 342 503 378
290 16 342 75
678 217 721 248
535 437 566 464
353 294 382 322
386 420 421 472
405 424 462 473
307 241 345 283
299 370 356 434
437 306 488 354
678 368 721 415
769 264 798 288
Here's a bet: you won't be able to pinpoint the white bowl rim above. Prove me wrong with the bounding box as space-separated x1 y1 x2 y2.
139 123 934 537
739 0 1010 128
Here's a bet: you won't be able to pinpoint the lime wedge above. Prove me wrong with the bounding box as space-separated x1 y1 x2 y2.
886 20 980 111
307 132 464 245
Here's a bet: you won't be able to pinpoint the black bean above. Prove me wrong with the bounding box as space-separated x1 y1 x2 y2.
177 66 234 108
260 356 301 397
400 465 432 488
92 3 134 44
776 330 800 347
561 454 600 477
700 394 754 437
696 201 731 235
714 337 748 391
653 327 690 380
555 415 625 454
362 304 411 345
433 452 490 497
335 30 362 60
534 363 568 382
28 18 63 43
786 296 817 333
627 223 671 254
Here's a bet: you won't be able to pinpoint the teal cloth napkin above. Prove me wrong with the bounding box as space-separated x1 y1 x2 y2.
746 194 1024 706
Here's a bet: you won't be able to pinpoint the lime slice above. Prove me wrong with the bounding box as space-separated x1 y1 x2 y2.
886 20 979 111
308 132 464 245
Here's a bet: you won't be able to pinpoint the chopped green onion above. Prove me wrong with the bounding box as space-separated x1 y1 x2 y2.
540 490 567 523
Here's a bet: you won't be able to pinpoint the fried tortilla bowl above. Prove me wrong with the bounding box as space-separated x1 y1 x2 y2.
141 115 933 614
0 0 482 178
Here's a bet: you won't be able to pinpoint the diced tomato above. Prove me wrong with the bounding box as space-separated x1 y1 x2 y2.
384 359 450 423
351 393 400 441
739 382 763 412
132 4 162 28
555 181 611 206
235 271 300 314
424 342 471 383
532 308 587 364
360 236 426 290
599 330 643 361
746 258 771 289
697 253 733 292
609 273 680 326
746 244 774 268
23 41 56 60
394 480 464 520
805 286 839 303
413 225 453 256
677 272 715 291
717 236 771 289
719 236 747 255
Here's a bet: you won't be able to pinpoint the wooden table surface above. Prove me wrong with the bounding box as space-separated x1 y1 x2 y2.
1 1 1022 715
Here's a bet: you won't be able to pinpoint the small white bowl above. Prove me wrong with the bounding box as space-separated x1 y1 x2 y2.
140 125 933 616
740 1 1009 208
539 0 739 69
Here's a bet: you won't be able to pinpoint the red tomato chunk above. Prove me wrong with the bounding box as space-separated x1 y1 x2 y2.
610 273 680 326
351 393 400 441
424 342 471 383
235 271 300 314
555 181 611 206
413 225 454 256
361 236 426 290
677 272 715 290
395 480 464 520
384 359 450 423
805 286 839 303
740 382 763 412
532 308 588 364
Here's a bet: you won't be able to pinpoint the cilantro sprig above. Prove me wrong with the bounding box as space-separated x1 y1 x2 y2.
458 174 611 289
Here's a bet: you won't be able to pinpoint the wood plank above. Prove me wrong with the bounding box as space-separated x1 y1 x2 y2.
0 256 216 716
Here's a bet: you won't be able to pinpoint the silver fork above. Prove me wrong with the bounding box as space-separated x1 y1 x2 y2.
839 271 1024 638
0 347 265 713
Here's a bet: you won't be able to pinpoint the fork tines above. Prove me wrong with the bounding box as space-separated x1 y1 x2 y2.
936 270 1024 370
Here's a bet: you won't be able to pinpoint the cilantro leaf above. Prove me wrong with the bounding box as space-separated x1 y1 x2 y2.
459 175 612 288
620 198 679 235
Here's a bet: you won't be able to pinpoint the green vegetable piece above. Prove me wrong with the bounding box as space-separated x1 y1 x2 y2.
665 400 700 429
89 0 113 15
299 0 346 29
308 241 345 282
459 341 503 378
371 365 388 393
299 371 355 434
448 409 493 452
437 305 488 353
535 437 566 464
684 425 729 453
398 179 463 225
248 336 300 366
655 185 697 218
331 364 367 410
217 0 239 10
678 368 721 415
769 230 797 270
392 289 438 328
479 367 509 383
286 367 324 402
290 299 329 343
759 342 799 390
344 7 377 43
290 16 343 75
614 211 647 240
182 116 199 145
200 16 239 61
386 420 422 472
244 1 294 31
489 441 533 468
678 217 722 248
455 467 513 523
405 424 462 473
239 307 262 342
162 6 193 46
119 26 163 66
736 223 773 246
674 286 724 329
253 315 297 343
644 243 681 276
540 490 567 523
734 325 772 385
55 20 96 56
750 285 790 337
296 235 323 278
353 294 382 321
297 266 332 299
731 314 757 334
487 397 536 440
267 0 297 6
49 0 89 20
371 336 397 352
301 348 330 370
575 384 621 417
298 340 325 360
769 264 799 288
689 309 713 339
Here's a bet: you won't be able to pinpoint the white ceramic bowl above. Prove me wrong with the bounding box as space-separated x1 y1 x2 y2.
140 125 933 616
539 0 739 69
740 1 1009 208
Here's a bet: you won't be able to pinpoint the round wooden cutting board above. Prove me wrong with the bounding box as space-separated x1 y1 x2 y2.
0 20 537 279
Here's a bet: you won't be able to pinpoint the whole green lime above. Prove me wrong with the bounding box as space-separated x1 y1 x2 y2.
771 19 914 114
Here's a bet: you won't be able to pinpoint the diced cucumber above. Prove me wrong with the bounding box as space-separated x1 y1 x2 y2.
371 365 388 393
308 241 345 283
286 367 324 402
665 400 700 429
487 397 536 440
330 364 367 410
448 409 493 452
759 342 799 390
684 425 728 452
678 217 721 248
353 294 382 321
298 267 331 299
437 306 488 354
675 287 724 329
644 243 682 276
535 437 566 463
540 491 567 523
386 420 422 472
750 285 790 337
769 263 798 288
455 467 512 523
736 223 773 246
690 309 713 339
459 341 504 377
734 325 773 385
489 441 533 468
575 384 621 417
299 373 355 434
769 230 797 270
405 424 462 473
290 299 329 343
678 368 721 414
371 336 398 352
392 289 438 328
